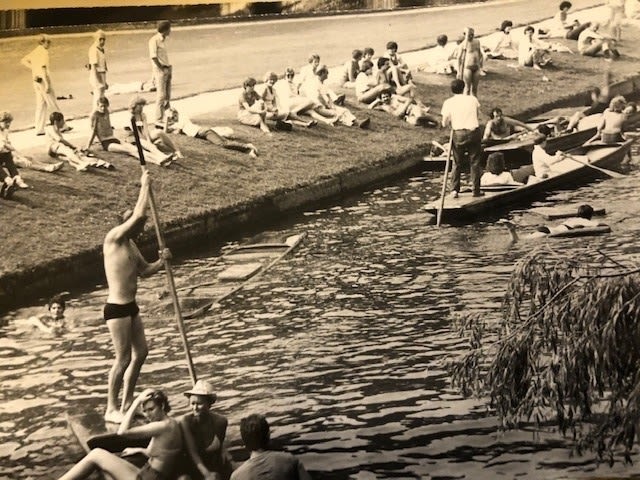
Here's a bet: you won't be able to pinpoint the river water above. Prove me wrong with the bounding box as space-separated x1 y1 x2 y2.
2 142 640 479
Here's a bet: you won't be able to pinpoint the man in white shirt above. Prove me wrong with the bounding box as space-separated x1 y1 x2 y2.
20 34 71 136
149 20 172 123
88 29 108 112
440 79 483 197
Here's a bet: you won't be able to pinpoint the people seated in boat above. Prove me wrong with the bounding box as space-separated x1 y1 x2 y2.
417 34 457 74
27 294 66 335
482 107 535 145
230 413 311 480
547 1 592 39
594 95 629 143
369 91 439 127
162 107 259 158
58 389 183 480
177 380 233 480
127 97 177 166
355 60 392 105
485 21 519 60
340 49 363 88
530 124 582 180
577 22 620 59
518 26 552 70
501 204 606 242
480 152 524 186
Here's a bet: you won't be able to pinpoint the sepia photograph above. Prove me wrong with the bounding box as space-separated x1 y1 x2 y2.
1 0 640 478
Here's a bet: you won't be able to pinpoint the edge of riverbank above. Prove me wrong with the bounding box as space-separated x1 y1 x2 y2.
2 71 640 312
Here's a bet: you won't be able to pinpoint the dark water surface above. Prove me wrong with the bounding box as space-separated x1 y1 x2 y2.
2 142 640 479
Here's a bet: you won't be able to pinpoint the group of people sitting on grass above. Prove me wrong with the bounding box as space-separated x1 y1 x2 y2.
57 380 311 480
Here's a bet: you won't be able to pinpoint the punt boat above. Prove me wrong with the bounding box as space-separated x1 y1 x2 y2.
424 139 634 223
153 232 306 319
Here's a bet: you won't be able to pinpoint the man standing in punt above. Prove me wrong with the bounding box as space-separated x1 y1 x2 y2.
103 170 171 423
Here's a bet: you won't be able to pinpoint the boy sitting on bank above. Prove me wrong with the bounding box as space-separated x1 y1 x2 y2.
86 96 171 166
47 111 113 171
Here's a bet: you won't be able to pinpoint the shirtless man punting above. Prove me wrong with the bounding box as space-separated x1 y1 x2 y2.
103 169 171 423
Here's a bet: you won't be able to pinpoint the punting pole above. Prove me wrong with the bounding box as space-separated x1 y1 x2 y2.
436 129 454 227
560 152 625 179
130 115 197 386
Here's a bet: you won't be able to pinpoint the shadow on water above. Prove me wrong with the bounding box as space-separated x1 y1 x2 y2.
1 143 640 479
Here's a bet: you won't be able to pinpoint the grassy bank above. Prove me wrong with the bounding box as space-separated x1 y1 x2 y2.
1 29 640 310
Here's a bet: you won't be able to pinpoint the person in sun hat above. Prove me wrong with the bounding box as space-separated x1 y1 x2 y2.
177 379 233 480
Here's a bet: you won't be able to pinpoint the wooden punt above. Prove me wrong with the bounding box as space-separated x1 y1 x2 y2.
424 139 634 223
154 233 306 319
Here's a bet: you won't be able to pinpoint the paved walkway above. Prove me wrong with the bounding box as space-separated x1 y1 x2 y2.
8 3 613 154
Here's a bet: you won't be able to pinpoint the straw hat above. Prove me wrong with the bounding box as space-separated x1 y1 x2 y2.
184 379 217 402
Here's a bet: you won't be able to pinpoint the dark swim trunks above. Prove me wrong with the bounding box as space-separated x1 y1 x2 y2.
103 301 140 322
137 462 166 480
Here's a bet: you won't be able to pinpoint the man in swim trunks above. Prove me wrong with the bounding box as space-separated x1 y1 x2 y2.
103 169 171 423
456 27 484 96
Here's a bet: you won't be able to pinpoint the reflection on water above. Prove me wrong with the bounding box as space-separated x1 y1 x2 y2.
1 143 640 479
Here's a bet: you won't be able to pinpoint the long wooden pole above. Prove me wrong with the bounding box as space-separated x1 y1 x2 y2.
560 152 625 179
436 130 454 227
130 115 198 386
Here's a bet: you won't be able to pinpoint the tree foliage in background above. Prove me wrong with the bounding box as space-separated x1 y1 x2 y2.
449 246 640 464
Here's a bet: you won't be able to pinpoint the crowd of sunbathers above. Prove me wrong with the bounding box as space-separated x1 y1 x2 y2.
0 0 633 201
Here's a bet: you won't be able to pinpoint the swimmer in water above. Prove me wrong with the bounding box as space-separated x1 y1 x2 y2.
27 294 66 334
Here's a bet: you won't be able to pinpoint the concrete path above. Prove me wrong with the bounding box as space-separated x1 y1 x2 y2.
3 0 610 154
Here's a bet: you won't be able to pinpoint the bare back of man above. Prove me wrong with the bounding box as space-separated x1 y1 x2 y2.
103 170 170 423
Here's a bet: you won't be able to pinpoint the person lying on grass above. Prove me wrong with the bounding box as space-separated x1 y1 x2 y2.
369 91 439 127
58 389 183 480
300 65 370 128
0 111 31 198
274 67 338 127
500 204 606 242
86 96 172 167
162 107 259 158
128 96 179 165
46 111 113 172
27 294 66 335
261 72 315 128
577 22 620 59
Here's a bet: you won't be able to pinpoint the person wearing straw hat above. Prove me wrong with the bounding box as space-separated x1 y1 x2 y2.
178 380 233 480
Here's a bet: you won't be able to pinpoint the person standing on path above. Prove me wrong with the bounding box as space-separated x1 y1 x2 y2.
456 27 484 97
149 20 172 125
20 34 71 136
103 170 172 423
441 78 483 198
88 29 108 112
